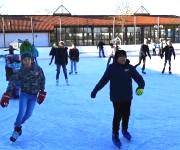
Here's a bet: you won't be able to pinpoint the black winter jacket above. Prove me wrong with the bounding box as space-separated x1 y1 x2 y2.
92 60 145 102
162 45 176 60
139 44 151 59
50 47 68 65
69 48 79 62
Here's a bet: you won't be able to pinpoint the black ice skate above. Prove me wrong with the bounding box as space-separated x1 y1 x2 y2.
10 126 22 142
142 70 146 74
112 133 121 149
122 130 131 141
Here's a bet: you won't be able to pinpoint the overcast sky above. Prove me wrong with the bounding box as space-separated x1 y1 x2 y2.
0 0 179 16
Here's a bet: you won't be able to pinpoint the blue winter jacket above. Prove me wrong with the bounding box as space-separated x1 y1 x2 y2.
92 60 145 102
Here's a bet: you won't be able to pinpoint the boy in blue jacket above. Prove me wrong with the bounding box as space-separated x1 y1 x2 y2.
91 50 145 148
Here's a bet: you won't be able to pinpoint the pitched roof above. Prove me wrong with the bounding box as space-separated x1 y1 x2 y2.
134 6 150 15
53 5 71 16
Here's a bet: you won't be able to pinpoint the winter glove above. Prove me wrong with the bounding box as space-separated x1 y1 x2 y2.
160 54 163 59
0 92 11 108
136 88 144 96
37 90 47 104
91 90 97 98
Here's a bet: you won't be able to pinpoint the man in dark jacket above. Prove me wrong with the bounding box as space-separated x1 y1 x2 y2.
161 40 176 74
97 41 105 57
91 50 145 148
49 41 69 86
134 39 151 74
69 44 79 74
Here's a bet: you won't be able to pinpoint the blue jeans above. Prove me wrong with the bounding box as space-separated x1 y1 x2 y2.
70 60 77 73
14 92 37 127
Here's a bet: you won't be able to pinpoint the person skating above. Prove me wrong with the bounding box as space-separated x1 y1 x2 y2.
107 43 119 67
90 50 145 148
134 38 151 74
0 52 46 142
97 41 105 57
68 44 79 75
49 41 69 86
161 40 176 74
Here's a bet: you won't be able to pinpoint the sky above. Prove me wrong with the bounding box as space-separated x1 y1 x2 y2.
0 46 180 149
0 0 180 16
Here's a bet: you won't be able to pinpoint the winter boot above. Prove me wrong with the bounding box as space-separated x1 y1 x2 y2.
112 133 121 148
122 130 131 141
69 71 73 75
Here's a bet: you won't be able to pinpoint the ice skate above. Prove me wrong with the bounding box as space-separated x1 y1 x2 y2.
10 126 22 142
66 79 69 86
56 80 59 86
122 130 131 141
112 133 121 149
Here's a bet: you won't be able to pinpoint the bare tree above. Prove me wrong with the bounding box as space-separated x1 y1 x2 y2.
114 0 133 44
0 0 6 14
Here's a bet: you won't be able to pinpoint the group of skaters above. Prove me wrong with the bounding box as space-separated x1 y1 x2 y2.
0 38 176 148
135 38 176 74
107 38 176 75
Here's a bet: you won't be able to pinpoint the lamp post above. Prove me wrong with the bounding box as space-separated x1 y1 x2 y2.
2 17 5 48
134 15 136 45
154 16 163 41
59 17 61 42
112 17 115 43
31 16 34 45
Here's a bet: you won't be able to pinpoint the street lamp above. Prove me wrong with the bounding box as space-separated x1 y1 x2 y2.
154 16 163 41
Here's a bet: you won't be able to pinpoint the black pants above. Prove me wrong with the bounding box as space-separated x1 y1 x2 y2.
112 101 131 135
99 48 105 57
134 56 146 71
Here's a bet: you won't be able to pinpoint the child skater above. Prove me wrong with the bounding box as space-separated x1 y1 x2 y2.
0 52 46 142
91 50 145 148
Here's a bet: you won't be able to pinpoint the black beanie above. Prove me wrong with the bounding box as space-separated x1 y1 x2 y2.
115 50 127 59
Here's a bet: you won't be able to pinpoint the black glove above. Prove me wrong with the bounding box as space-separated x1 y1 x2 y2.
91 91 97 98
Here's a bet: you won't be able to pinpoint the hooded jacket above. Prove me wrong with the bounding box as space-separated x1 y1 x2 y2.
92 59 145 102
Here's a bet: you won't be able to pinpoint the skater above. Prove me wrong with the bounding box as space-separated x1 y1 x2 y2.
49 41 69 86
69 43 79 75
161 40 176 74
150 39 156 56
32 44 39 64
97 40 105 57
4 45 21 99
0 52 46 142
134 38 151 74
107 43 119 67
49 43 58 65
91 50 145 148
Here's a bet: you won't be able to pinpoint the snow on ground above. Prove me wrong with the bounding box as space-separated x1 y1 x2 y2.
0 48 180 150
